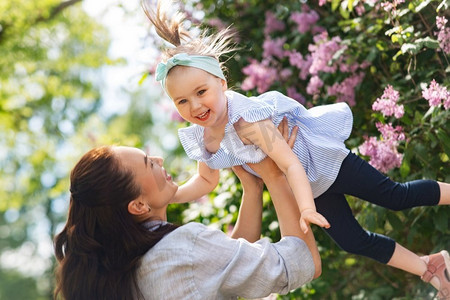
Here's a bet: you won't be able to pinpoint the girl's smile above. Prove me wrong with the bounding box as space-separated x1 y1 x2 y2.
196 109 210 121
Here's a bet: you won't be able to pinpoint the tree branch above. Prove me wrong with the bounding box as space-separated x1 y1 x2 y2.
36 0 84 22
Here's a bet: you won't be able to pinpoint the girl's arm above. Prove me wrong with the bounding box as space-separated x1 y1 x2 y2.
235 118 330 233
171 161 220 204
229 165 264 242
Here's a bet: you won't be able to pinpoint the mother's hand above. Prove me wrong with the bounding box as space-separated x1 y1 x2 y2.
249 117 298 177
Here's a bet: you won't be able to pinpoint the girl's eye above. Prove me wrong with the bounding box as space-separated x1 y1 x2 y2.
198 89 206 95
178 99 187 105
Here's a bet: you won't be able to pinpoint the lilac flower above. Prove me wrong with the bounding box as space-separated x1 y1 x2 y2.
327 73 365 106
359 122 405 173
207 18 228 30
376 122 405 142
436 16 450 54
285 50 312 80
372 85 404 118
306 75 323 95
241 59 278 93
308 33 345 75
280 68 293 80
290 5 319 34
171 111 185 123
264 11 285 36
287 87 306 104
381 0 405 12
263 37 286 59
422 79 450 110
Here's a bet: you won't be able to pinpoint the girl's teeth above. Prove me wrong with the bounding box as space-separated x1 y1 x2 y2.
198 110 209 119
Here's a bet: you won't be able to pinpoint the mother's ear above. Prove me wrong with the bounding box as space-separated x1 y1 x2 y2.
128 198 149 216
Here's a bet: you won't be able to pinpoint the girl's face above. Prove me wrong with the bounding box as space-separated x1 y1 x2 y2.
114 147 178 211
165 66 228 129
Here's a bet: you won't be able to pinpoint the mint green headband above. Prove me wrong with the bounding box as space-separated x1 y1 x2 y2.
155 53 225 89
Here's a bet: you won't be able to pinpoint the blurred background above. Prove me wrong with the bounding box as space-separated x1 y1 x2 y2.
0 0 449 299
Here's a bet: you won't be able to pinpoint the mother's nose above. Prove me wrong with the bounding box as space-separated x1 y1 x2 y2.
151 156 164 166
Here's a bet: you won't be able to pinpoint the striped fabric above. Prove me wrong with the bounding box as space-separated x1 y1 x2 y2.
178 90 353 198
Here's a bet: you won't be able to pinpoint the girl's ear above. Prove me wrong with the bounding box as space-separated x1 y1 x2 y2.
221 79 228 91
128 199 146 216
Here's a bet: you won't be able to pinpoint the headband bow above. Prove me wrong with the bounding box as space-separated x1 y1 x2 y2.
155 53 225 90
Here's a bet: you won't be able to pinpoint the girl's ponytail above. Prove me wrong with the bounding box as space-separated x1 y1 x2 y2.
142 0 239 64
142 0 189 47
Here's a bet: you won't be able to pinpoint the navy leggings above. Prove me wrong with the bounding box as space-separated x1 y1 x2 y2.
315 152 440 264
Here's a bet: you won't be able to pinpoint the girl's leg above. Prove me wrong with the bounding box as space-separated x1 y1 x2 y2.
330 152 441 210
321 152 448 294
388 243 440 289
438 182 450 205
315 191 396 263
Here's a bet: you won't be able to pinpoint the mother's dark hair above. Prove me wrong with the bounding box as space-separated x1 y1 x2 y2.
54 146 177 300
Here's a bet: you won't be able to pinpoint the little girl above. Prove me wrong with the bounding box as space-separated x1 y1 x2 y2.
143 1 450 298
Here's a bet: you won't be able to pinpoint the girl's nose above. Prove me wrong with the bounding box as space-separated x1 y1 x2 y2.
190 99 202 114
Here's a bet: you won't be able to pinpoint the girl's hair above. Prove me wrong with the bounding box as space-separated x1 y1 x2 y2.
142 0 239 69
54 146 177 300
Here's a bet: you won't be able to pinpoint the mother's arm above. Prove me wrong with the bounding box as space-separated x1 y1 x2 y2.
230 165 263 242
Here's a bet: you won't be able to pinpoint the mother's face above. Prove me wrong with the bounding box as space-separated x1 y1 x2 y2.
114 146 178 210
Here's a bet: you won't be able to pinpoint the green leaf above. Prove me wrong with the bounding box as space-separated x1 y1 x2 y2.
414 0 433 12
416 37 440 49
387 212 403 230
434 211 449 233
331 0 341 11
401 43 419 55
437 128 450 156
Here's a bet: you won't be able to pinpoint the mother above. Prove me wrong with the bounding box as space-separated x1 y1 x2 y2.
54 134 320 300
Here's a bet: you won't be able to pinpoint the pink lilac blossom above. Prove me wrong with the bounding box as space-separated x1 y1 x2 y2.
308 32 346 75
359 122 405 173
381 0 405 12
263 37 286 59
287 87 306 104
422 79 450 110
318 0 327 6
436 16 450 54
264 11 285 36
171 111 185 122
327 73 365 106
241 59 278 93
285 50 313 80
372 85 404 118
207 18 228 30
376 122 405 141
290 5 319 34
355 3 366 16
156 102 185 122
306 75 323 95
280 68 293 80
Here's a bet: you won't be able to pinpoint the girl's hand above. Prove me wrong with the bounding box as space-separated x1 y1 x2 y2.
300 208 330 233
